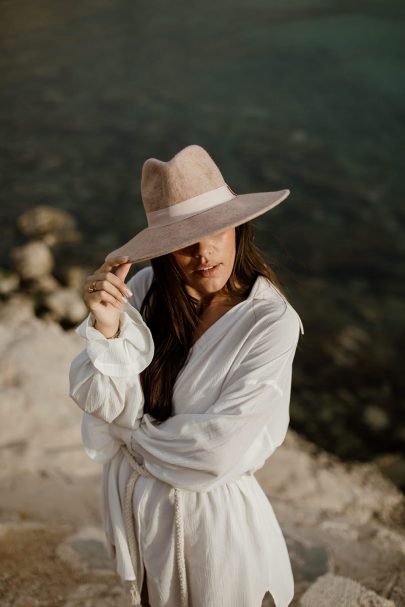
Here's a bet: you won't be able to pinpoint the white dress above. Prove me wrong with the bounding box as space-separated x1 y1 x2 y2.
69 267 304 607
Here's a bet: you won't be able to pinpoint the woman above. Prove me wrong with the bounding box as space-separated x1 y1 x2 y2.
69 144 304 607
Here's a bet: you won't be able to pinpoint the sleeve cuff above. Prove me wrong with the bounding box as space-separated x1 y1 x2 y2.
74 302 154 377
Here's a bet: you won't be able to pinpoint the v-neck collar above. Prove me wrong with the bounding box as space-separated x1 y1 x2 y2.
189 297 248 354
188 274 289 354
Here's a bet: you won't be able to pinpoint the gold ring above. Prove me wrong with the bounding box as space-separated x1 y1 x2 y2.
88 280 97 293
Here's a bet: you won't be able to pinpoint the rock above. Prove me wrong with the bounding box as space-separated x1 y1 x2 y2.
10 241 54 280
42 228 82 247
286 521 405 604
284 532 329 584
0 316 100 525
0 293 35 324
57 525 115 574
60 265 88 291
373 453 405 492
42 287 87 323
25 274 62 296
363 405 390 432
299 572 396 606
0 269 20 295
17 205 77 239
255 431 405 530
16 206 82 250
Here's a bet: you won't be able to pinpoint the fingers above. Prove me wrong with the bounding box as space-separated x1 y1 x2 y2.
91 269 132 297
87 276 128 304
88 289 123 310
98 255 133 282
85 256 134 305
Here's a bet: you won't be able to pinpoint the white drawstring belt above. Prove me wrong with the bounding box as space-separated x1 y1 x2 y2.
120 445 189 607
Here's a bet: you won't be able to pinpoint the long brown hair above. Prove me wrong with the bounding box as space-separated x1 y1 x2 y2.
139 221 288 422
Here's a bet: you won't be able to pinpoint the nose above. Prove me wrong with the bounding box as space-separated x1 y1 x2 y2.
192 238 215 258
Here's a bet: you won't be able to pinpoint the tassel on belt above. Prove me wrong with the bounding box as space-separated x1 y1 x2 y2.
120 444 189 607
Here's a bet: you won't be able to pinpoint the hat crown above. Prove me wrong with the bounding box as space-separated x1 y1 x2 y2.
104 142 290 265
141 144 226 214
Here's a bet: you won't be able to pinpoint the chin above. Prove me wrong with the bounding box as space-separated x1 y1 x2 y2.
198 278 227 292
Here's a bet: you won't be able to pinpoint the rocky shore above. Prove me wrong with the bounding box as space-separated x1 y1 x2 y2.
0 206 404 606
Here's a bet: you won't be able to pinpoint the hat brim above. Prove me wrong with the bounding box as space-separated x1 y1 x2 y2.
105 189 290 264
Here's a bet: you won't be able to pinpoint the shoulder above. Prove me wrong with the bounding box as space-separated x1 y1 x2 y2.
226 290 302 377
126 265 154 311
248 282 304 353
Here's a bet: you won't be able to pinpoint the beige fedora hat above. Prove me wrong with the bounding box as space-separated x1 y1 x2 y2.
105 144 290 264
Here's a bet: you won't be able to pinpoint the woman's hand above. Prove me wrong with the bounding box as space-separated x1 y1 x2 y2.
83 255 133 337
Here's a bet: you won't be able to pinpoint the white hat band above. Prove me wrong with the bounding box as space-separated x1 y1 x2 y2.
146 184 236 228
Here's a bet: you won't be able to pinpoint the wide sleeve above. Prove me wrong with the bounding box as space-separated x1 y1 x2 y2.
111 305 302 492
68 301 154 424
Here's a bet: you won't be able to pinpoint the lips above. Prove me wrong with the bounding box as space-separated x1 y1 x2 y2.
194 264 220 277
194 264 218 271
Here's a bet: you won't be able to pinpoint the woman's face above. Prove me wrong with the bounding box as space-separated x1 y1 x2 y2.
171 227 236 304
